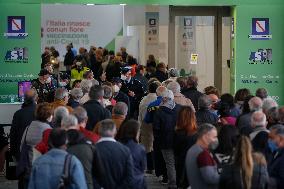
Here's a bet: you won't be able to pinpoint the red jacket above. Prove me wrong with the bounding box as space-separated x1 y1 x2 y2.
35 127 100 154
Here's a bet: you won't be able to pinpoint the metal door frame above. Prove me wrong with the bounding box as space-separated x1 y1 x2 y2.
168 6 231 91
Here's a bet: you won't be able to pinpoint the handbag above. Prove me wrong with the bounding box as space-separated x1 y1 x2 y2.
57 154 72 189
5 150 17 180
16 127 32 177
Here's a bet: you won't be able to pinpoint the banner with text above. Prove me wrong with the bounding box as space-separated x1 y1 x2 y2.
41 4 123 60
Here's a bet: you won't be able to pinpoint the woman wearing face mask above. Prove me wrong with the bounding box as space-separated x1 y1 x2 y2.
219 136 269 189
18 103 53 188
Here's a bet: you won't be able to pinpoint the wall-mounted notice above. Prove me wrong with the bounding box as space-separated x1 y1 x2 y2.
3 16 29 39
190 54 198 64
180 16 196 52
249 18 272 40
145 12 159 45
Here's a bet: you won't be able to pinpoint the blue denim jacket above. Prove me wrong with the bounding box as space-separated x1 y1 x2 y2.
28 149 87 189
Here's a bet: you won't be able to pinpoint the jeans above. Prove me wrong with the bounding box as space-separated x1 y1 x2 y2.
161 149 177 188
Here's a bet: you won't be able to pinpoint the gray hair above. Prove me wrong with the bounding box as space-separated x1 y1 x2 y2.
70 88 83 101
61 114 78 130
197 123 216 139
156 86 168 97
263 97 278 113
113 102 128 116
102 85 113 100
54 106 69 127
72 106 88 124
54 88 69 100
161 89 174 100
248 97 263 111
271 124 284 138
168 68 179 77
251 111 266 127
89 85 104 100
98 119 116 137
167 81 181 94
198 95 212 110
91 79 99 86
80 79 93 94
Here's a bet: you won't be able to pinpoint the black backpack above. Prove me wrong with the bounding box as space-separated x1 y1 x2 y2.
57 154 72 189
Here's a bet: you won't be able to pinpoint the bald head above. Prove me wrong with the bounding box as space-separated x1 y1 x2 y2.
251 111 267 128
248 97 263 112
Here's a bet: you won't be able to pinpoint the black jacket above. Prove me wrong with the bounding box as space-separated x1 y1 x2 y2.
94 140 135 189
154 70 168 83
174 130 197 188
153 105 180 149
220 163 268 189
182 87 203 110
67 130 95 189
121 78 146 118
196 108 219 126
83 100 111 131
114 91 130 116
10 103 36 160
64 50 75 66
268 149 284 189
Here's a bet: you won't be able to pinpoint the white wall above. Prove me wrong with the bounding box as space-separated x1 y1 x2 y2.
123 5 169 65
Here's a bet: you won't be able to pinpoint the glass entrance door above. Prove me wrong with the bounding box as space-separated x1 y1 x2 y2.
175 16 215 91
169 6 231 93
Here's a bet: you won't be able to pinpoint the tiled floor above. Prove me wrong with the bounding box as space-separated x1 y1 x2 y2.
0 173 167 189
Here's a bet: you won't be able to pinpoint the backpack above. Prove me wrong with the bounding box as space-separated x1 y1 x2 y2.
57 154 72 189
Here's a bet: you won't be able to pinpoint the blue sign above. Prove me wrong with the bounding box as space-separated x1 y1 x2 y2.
249 18 272 40
4 16 28 39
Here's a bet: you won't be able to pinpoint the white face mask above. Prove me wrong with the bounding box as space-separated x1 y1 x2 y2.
121 75 127 81
59 82 67 87
113 85 120 93
45 77 51 84
47 115 53 123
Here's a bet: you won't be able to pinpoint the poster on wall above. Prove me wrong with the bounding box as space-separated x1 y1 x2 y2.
0 4 41 103
41 5 123 60
145 12 159 45
180 16 196 52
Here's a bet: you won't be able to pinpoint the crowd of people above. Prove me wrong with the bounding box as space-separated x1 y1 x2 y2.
1 45 284 189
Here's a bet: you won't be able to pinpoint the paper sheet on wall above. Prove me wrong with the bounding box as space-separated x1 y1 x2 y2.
190 54 198 64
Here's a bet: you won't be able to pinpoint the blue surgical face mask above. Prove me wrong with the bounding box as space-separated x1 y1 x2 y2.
268 139 279 153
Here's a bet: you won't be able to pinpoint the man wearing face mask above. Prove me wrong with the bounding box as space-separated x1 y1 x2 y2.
120 66 147 118
31 69 57 103
186 123 220 189
71 61 89 85
112 77 130 116
268 124 284 189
